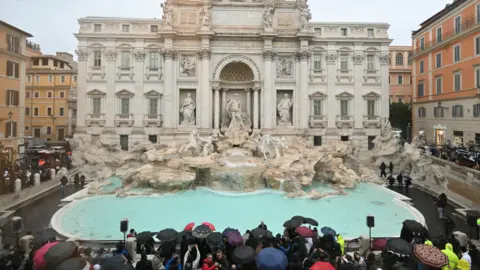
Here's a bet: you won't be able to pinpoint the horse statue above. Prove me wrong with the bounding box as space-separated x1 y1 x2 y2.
258 134 288 160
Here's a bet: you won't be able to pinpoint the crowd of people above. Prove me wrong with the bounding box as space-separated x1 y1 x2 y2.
1 215 479 270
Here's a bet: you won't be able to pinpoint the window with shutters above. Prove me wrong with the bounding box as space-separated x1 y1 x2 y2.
25 107 30 116
313 100 322 116
61 75 65 83
397 75 403 85
7 34 20 54
340 100 349 117
417 81 425 97
367 100 376 117
420 37 425 50
149 52 160 70
475 66 480 88
313 54 322 72
366 55 375 71
48 75 53 83
26 91 30 98
419 60 424 73
47 92 53 98
454 72 461 91
454 45 461 62
60 92 65 98
93 51 102 67
34 107 39 116
149 98 158 115
6 61 19 78
434 107 444 118
473 104 480 117
436 53 442 68
34 91 39 98
436 77 443 94
121 98 130 115
436 27 442 43
395 53 404 65
6 90 19 106
5 122 17 138
475 36 480 56
59 107 64 116
340 54 349 70
47 107 52 116
452 105 463 118
121 51 130 69
454 16 461 34
46 126 52 135
418 107 426 118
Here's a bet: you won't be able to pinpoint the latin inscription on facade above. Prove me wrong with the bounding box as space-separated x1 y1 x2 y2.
211 10 262 26
277 14 294 28
211 40 263 48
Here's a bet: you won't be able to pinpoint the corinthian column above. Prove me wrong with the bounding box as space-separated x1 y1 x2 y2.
263 50 276 129
214 86 220 130
162 49 177 128
198 49 212 129
253 87 260 130
297 50 310 129
246 88 251 117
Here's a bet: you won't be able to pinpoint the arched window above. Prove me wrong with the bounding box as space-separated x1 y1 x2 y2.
395 53 404 65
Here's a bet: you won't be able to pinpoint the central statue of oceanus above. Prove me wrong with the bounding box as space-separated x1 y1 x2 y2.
221 93 252 145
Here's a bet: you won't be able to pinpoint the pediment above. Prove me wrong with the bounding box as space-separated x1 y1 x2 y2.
144 90 162 97
86 89 105 96
363 91 381 99
116 89 134 97
309 91 327 100
336 91 354 99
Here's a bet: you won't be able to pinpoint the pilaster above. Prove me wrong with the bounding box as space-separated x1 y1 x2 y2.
353 43 364 129
296 50 311 129
326 45 337 129
105 48 117 128
198 49 211 129
75 49 88 133
162 48 178 129
262 50 276 130
133 49 145 128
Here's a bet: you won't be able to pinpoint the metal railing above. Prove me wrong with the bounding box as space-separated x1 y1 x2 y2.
414 15 480 56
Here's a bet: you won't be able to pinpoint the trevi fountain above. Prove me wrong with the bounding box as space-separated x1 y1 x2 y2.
50 97 445 240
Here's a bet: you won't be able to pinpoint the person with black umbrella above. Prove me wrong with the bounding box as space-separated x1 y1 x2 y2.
380 162 387 178
135 252 153 270
397 173 403 187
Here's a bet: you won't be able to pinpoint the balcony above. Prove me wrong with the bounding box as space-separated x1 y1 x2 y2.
362 115 381 128
88 66 105 79
145 66 162 80
336 115 354 128
309 115 327 128
115 114 134 127
336 69 353 83
143 114 163 127
413 15 480 57
363 69 380 83
86 113 105 127
117 66 134 80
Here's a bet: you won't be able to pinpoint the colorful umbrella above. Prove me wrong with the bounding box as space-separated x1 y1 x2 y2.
320 227 336 236
184 222 195 232
303 217 319 226
309 261 335 270
227 231 244 247
34 242 59 270
413 244 448 268
222 227 238 237
232 246 255 265
54 258 90 270
202 222 216 231
256 247 288 270
156 228 178 242
44 241 78 268
250 228 273 239
295 226 314 237
192 224 212 239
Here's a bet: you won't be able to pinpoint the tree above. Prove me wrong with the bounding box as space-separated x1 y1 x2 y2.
389 102 412 140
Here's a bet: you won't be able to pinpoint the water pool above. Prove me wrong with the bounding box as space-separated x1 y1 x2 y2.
52 183 422 240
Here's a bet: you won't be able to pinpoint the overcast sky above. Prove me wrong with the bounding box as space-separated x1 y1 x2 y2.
1 0 451 56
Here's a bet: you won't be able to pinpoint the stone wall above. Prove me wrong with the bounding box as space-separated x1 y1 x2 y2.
427 155 480 204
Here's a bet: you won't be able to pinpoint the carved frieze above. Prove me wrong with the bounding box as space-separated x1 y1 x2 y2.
379 54 390 65
133 50 145 61
276 56 293 78
296 50 311 61
180 55 196 76
105 50 117 61
263 50 277 61
75 49 88 61
325 53 337 65
352 54 364 65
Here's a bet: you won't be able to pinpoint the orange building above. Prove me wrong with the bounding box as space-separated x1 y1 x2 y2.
25 53 77 140
389 46 413 103
411 0 480 146
0 20 32 161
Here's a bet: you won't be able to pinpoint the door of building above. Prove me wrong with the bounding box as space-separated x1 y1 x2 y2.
33 128 41 137
57 128 65 141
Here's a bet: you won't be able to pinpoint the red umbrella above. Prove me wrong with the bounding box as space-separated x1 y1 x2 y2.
202 222 216 231
34 242 59 270
184 222 195 232
310 261 335 270
295 226 314 237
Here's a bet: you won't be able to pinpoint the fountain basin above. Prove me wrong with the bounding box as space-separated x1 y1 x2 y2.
52 182 424 241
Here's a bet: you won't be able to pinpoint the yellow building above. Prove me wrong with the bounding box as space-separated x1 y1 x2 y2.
0 20 32 161
25 53 77 140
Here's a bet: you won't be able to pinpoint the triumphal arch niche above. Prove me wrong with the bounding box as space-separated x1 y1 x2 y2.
158 0 314 141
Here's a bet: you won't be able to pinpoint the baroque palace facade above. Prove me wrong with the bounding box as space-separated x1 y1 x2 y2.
75 0 391 151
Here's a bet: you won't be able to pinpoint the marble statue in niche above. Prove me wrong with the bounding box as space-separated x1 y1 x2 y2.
263 6 275 28
180 56 196 76
277 57 293 77
161 2 174 27
277 93 293 124
200 4 211 27
180 93 196 125
222 93 251 132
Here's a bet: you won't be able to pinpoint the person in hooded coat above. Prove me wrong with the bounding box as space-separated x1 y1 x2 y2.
201 254 215 270
441 243 459 270
436 193 448 219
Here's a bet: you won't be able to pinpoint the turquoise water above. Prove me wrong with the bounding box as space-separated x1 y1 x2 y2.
55 183 417 240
